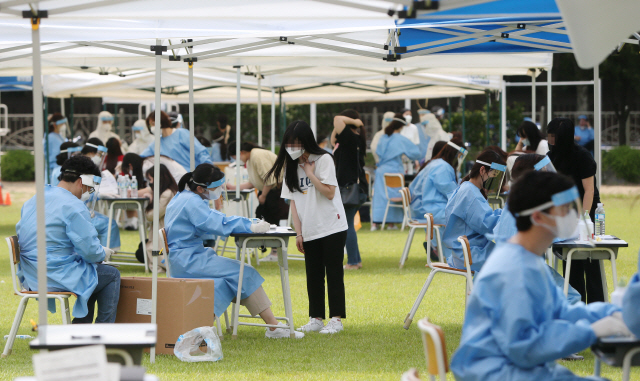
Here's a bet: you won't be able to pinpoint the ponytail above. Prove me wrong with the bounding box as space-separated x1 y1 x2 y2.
178 163 223 193
178 172 193 192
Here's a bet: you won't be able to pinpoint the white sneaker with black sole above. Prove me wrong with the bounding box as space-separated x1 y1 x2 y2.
265 322 305 339
319 317 343 334
297 318 324 332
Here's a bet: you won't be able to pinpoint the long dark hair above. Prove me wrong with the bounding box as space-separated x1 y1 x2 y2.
178 163 224 193
122 153 147 188
265 120 330 193
422 137 463 181
384 112 406 136
104 137 123 175
518 121 544 151
338 109 367 143
547 118 576 158
510 153 545 182
146 164 178 212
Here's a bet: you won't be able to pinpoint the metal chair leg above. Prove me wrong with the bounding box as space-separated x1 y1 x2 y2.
404 270 438 330
382 202 390 230
64 298 71 324
399 226 417 268
58 296 67 324
2 297 29 358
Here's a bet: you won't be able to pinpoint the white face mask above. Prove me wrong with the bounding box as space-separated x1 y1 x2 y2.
80 190 91 202
91 155 102 166
404 114 413 124
209 187 223 200
532 209 579 239
286 147 304 160
522 138 530 147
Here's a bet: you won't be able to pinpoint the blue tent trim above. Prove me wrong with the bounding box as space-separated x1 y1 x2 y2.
0 76 33 92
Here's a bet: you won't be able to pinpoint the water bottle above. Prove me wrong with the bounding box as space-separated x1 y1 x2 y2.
131 176 138 198
595 203 605 236
118 175 126 198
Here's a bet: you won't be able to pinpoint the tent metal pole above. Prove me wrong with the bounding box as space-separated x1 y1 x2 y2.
310 103 317 137
257 66 262 147
69 94 74 136
235 66 241 204
594 66 602 188
44 95 49 183
150 38 163 364
271 88 275 153
547 68 552 127
501 82 507 151
60 97 65 116
188 61 195 171
30 10 48 334
404 99 410 109
461 97 466 144
485 92 490 146
531 70 536 123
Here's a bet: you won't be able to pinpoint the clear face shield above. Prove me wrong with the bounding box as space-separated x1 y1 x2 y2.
447 141 468 174
80 174 102 217
515 186 593 244
194 175 227 204
475 160 507 201
86 143 107 169
59 146 82 160
534 155 557 173
55 118 70 139
132 125 144 140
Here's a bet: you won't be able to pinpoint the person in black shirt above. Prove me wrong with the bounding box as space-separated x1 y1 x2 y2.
547 117 604 303
331 110 368 270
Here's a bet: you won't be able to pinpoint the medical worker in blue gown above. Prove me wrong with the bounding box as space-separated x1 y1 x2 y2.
140 110 212 172
442 149 505 272
409 138 464 225
16 156 119 323
164 163 304 339
45 113 68 183
623 253 640 337
451 171 631 381
372 114 427 230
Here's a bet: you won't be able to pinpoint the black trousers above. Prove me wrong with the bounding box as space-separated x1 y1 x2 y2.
302 230 348 319
255 186 289 225
562 259 605 303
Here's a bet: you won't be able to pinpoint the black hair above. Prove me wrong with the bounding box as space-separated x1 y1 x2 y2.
81 137 104 155
168 111 180 127
178 163 224 193
265 120 330 193
146 164 178 212
104 137 123 175
420 137 463 181
338 109 367 143
49 112 65 133
547 117 575 157
316 134 327 145
385 112 406 136
56 142 79 166
518 121 544 151
217 114 228 129
461 149 506 199
432 141 448 157
227 141 263 157
510 153 545 182
196 135 211 147
146 110 172 129
58 155 100 183
121 153 146 188
509 171 575 231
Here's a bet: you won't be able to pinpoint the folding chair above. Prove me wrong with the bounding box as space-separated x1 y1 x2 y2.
404 236 474 329
397 192 445 267
400 318 450 381
381 173 405 230
160 228 229 339
3 236 74 358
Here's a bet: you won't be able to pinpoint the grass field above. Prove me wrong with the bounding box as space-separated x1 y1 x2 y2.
0 186 639 380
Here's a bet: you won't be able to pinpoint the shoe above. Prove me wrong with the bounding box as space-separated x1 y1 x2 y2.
297 318 324 332
370 225 378 231
343 264 359 270
386 225 398 230
561 353 584 361
319 317 343 334
265 322 305 338
124 217 138 231
259 253 279 262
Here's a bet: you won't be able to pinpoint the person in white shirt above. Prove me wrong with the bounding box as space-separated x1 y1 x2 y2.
400 108 421 175
515 120 550 155
266 120 348 335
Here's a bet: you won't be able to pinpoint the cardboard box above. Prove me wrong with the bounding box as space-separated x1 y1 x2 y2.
116 277 215 355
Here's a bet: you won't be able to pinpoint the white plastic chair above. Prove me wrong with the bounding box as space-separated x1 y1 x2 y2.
398 195 445 267
400 318 450 381
3 236 74 358
404 235 474 329
382 173 405 230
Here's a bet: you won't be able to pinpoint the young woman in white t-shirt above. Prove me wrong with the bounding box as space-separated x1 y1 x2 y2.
266 121 348 334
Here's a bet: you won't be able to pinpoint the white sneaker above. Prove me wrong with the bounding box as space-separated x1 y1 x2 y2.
297 318 324 332
265 322 305 339
124 217 138 231
370 225 378 231
386 225 398 231
319 317 343 334
260 253 279 262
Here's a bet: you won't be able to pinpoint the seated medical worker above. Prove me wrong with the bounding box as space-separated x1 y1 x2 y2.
623 254 640 337
451 170 631 381
49 142 82 187
441 149 505 272
139 111 213 172
82 138 121 250
164 163 304 339
16 156 119 323
409 137 465 225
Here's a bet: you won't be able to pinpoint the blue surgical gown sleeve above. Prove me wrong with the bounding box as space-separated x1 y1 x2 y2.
464 197 502 236
404 137 423 161
623 255 640 337
189 200 252 238
67 209 106 263
416 124 430 160
139 143 153 158
431 165 457 199
193 138 213 166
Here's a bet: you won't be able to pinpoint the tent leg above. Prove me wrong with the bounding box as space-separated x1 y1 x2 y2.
594 66 602 188
501 82 507 151
257 66 262 147
531 69 536 123
461 97 466 143
235 66 241 215
271 88 275 153
188 61 195 171
310 103 317 137
547 67 552 129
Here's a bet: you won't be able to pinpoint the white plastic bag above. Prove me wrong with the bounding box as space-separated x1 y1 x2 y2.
174 326 223 362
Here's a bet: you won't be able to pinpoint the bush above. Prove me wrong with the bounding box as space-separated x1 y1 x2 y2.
603 146 640 183
2 150 35 181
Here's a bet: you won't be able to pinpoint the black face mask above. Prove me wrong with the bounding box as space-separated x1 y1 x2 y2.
149 182 154 190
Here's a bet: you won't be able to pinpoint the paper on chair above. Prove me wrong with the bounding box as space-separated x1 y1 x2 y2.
33 344 110 381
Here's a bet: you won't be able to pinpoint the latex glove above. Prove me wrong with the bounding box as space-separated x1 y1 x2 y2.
591 313 633 338
250 220 271 234
102 246 115 262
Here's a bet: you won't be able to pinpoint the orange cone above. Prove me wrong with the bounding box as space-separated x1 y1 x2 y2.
4 193 11 206
0 184 4 205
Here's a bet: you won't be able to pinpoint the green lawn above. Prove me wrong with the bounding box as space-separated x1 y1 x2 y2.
0 190 639 380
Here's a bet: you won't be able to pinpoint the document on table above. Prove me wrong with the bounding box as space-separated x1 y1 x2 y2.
33 344 117 381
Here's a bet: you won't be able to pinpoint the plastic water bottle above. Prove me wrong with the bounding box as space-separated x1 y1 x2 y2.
131 176 138 198
595 203 605 236
118 175 126 198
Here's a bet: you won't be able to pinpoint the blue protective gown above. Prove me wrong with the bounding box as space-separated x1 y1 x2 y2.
451 242 619 381
492 203 582 304
49 166 61 186
442 181 501 272
16 185 105 318
140 128 213 172
408 159 457 224
91 212 121 249
164 190 264 317
622 252 640 337
372 133 423 223
209 143 223 162
44 132 65 183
